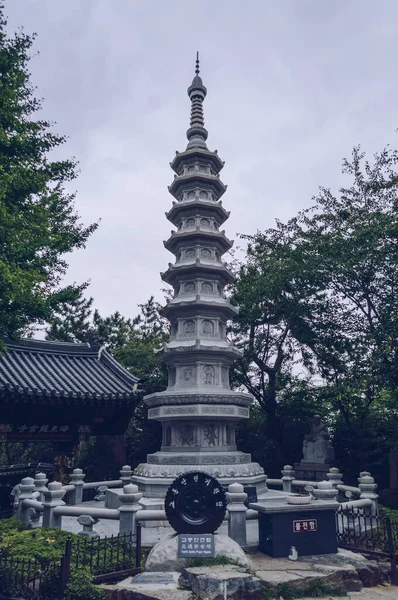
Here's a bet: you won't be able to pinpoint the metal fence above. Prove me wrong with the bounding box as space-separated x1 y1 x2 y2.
0 555 60 599
336 506 398 583
0 525 142 599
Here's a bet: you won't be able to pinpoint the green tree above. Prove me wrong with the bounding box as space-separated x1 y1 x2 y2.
290 144 398 423
47 294 169 470
0 6 97 347
233 140 398 483
230 222 317 463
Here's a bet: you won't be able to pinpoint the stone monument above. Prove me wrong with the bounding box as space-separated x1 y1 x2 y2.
133 55 266 497
295 415 335 482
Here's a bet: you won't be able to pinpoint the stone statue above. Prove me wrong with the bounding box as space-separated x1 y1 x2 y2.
302 415 334 464
184 320 195 334
202 320 214 334
179 424 194 446
204 425 218 446
203 365 215 385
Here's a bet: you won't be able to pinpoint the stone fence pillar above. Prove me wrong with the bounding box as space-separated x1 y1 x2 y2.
226 482 248 547
34 472 48 503
120 465 133 487
42 482 66 529
68 468 85 505
358 471 378 516
18 477 35 526
95 485 108 501
118 483 143 536
77 515 99 538
281 465 295 493
327 467 344 502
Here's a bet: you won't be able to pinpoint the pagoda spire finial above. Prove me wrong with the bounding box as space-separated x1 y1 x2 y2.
186 53 208 149
195 51 200 75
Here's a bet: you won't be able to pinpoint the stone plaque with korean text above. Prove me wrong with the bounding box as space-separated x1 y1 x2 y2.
178 534 215 558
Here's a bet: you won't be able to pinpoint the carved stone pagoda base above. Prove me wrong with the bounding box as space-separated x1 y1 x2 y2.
132 457 267 498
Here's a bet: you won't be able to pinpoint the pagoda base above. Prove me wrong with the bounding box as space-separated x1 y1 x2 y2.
132 453 268 498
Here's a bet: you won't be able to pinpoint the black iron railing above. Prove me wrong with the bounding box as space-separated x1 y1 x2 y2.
0 524 142 598
336 505 398 584
0 555 60 599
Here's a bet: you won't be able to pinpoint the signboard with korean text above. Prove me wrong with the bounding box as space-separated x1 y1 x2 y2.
293 518 317 533
178 534 215 558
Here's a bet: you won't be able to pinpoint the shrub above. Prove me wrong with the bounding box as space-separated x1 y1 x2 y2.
63 566 105 600
0 515 28 533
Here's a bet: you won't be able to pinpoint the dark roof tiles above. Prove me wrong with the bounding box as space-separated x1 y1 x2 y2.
0 339 140 404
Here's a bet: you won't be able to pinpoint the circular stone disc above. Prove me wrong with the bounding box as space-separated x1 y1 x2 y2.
165 471 227 534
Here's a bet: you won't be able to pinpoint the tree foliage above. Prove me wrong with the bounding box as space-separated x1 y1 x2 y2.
47 294 169 470
0 6 97 345
232 141 398 483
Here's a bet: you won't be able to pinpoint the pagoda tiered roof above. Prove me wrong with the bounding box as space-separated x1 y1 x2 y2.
168 171 227 200
161 260 235 287
163 228 233 254
170 147 225 174
166 199 230 226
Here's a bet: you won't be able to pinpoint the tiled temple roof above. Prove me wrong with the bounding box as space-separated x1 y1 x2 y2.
0 338 140 404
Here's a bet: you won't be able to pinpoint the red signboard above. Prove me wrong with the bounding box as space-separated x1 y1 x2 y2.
293 519 317 533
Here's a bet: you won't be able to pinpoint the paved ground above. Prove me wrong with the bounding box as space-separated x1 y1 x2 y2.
300 588 396 600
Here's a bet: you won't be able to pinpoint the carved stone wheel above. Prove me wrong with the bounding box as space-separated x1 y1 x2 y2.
165 471 227 534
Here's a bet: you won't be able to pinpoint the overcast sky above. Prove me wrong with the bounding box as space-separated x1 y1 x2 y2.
5 0 398 320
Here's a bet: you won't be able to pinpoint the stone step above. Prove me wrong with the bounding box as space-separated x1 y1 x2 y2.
101 571 193 600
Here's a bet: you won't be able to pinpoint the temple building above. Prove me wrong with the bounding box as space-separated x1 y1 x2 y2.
133 56 267 497
0 338 141 481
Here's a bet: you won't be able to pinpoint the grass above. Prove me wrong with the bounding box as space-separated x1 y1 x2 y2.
260 578 347 600
187 555 244 568
380 505 398 520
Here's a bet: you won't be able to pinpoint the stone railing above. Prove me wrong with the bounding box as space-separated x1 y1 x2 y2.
16 475 167 537
14 463 379 543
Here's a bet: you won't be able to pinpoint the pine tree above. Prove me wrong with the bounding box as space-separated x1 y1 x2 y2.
0 5 98 346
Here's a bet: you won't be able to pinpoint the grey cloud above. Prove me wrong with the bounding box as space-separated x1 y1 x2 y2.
5 0 398 318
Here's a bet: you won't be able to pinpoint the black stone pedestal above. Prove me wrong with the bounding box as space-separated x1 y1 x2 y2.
250 499 338 559
294 462 331 482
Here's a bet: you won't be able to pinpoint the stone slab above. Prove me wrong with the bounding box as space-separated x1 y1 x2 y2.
139 497 167 528
105 488 123 509
179 565 263 600
250 497 338 514
248 551 363 594
101 571 194 600
117 571 179 590
102 585 193 600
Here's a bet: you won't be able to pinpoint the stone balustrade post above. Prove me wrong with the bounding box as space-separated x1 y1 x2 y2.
34 472 48 503
77 514 99 538
94 485 108 501
17 477 35 526
120 465 133 486
118 483 143 536
358 471 378 516
281 465 295 493
226 482 248 547
327 467 344 502
42 482 66 529
68 468 85 505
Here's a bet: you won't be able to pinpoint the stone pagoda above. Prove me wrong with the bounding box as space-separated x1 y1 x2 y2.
133 56 267 498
